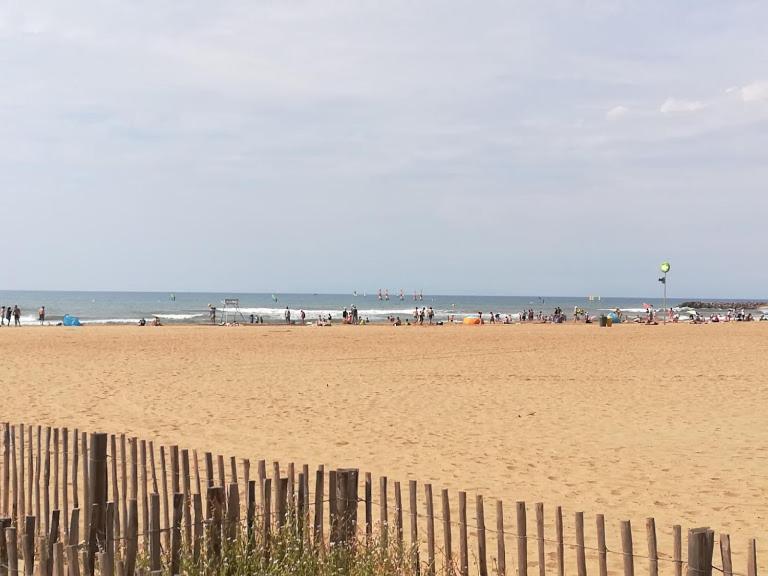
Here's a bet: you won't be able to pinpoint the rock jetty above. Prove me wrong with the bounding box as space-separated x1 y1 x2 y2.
679 301 767 310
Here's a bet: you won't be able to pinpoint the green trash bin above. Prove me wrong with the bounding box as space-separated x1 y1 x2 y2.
599 315 607 327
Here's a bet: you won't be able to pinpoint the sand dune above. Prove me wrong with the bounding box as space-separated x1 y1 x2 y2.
0 322 765 572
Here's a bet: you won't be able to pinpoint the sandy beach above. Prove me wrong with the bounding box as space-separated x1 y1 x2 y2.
0 322 765 571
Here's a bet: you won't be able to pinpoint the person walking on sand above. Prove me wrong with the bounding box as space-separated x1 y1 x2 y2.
300 310 306 324
38 306 45 325
284 306 291 324
209 304 216 324
5 306 11 326
13 305 21 326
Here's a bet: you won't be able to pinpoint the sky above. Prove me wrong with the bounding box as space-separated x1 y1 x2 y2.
1 0 767 298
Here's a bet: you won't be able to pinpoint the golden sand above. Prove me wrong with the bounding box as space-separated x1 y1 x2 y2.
0 323 766 570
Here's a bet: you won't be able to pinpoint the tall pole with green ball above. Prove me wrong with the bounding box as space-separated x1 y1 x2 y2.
659 261 671 323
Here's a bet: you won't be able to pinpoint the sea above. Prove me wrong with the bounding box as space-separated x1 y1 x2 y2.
0 290 765 326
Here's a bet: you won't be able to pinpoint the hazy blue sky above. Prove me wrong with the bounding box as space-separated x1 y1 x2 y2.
1 1 766 297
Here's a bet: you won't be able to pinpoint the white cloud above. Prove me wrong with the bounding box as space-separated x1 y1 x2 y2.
660 98 705 114
740 81 768 102
606 105 628 120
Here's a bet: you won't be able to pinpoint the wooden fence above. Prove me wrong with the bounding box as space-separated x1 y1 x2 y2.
0 423 759 576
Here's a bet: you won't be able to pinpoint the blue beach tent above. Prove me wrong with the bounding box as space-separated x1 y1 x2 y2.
62 315 82 326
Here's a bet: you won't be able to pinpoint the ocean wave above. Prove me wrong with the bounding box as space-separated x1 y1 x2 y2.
82 318 142 325
598 308 649 313
218 307 431 317
153 313 205 320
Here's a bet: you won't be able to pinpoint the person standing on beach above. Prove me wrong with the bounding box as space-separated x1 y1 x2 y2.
5 306 11 326
284 307 291 324
13 305 21 326
427 306 434 325
0 306 4 326
38 306 45 325
300 310 306 324
209 304 216 324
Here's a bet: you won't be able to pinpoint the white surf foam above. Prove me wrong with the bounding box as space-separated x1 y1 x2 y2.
153 313 205 320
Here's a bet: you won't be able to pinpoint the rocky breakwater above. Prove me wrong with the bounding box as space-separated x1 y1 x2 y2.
679 301 768 310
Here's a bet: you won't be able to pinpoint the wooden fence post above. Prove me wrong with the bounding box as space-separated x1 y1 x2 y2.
23 518 35 576
409 480 420 576
365 473 372 544
687 528 714 576
674 525 682 576
181 450 192 548
53 429 59 515
747 539 757 576
148 493 161 573
328 470 337 544
53 542 64 576
48 510 60 576
0 517 9 576
68 509 80 548
425 484 435 576
621 520 634 576
170 447 180 495
139 441 148 552
380 477 388 549
160 446 170 551
206 486 224 562
124 500 138 576
119 435 127 543
442 490 453 574
297 472 306 540
87 433 107 576
5 527 17 576
246 480 256 541
35 428 42 532
2 424 9 517
536 503 545 576
30 428 36 529
395 481 404 558
336 469 359 545
226 483 239 542
477 495 487 576
44 428 51 535
108 436 119 542
597 514 607 576
313 467 324 548
556 506 564 576
277 479 288 529
204 453 214 489
11 427 18 523
20 425 26 525
170 493 183 575
104 503 114 576
515 501 526 576
575 511 586 576
458 492 468 576
262 478 272 562
646 518 658 576
65 545 79 576
495 500 507 576
720 534 732 576
217 455 225 489
192 493 203 565
82 433 90 542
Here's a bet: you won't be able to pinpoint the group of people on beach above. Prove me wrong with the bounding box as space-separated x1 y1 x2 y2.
0 305 21 326
0 305 45 326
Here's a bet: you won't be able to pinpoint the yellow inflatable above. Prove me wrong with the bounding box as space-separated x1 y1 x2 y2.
463 317 481 325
